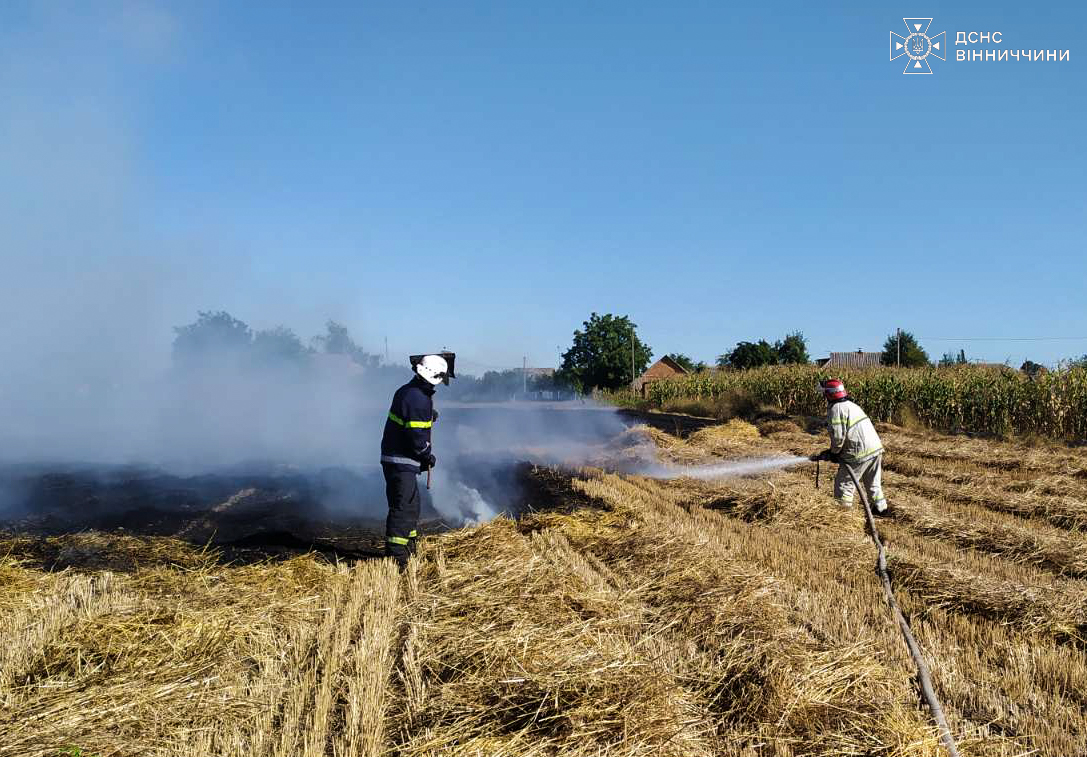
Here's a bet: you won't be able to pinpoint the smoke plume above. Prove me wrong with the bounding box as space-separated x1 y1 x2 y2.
0 6 799 537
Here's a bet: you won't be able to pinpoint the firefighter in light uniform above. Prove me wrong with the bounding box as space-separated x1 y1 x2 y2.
817 379 890 516
380 354 446 567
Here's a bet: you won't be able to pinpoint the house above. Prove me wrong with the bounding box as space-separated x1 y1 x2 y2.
816 350 883 370
632 356 689 396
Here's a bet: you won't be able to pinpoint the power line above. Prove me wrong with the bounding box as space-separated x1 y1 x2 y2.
919 336 1087 342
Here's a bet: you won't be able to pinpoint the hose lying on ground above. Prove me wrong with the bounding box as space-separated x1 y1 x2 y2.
843 464 961 757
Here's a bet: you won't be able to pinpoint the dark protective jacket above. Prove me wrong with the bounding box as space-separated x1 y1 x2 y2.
380 376 435 472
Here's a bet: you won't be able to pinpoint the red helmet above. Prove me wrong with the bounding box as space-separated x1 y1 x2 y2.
821 378 847 400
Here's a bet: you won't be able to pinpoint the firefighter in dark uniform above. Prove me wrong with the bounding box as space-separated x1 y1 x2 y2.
380 354 447 568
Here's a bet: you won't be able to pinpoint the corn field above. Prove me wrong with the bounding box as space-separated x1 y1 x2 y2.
639 364 1087 440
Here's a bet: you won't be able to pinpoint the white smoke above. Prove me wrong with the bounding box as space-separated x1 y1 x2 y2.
431 474 500 525
637 455 810 480
1 4 810 534
425 417 809 523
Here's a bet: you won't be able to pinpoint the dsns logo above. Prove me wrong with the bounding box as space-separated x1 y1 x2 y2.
889 18 946 74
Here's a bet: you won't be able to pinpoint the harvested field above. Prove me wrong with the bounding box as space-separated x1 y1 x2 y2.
4 413 1087 755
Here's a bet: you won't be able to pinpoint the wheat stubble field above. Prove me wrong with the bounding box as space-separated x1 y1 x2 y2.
3 415 1087 757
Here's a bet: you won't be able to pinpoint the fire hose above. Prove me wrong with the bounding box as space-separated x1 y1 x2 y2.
820 459 961 757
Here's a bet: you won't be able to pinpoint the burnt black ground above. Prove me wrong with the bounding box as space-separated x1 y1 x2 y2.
0 403 638 566
0 460 553 566
0 464 411 564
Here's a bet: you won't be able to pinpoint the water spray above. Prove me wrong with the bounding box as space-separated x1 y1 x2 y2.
639 455 810 481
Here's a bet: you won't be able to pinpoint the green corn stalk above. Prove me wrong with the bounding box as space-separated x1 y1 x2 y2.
641 364 1087 442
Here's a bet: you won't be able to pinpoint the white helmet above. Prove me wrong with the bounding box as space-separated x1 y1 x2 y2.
415 354 449 385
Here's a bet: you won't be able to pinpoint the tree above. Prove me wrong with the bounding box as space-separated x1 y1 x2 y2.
476 370 523 400
774 331 810 365
311 320 378 367
939 349 969 367
1021 360 1048 379
251 326 308 366
530 370 561 391
173 311 252 365
719 340 779 370
880 331 929 367
557 313 652 392
664 353 696 372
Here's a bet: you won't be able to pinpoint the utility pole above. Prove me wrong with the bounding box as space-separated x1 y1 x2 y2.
896 328 901 368
523 356 527 396
384 336 388 363
631 329 636 385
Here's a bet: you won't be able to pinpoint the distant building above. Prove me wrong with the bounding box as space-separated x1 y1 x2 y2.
632 355 690 396
816 350 884 370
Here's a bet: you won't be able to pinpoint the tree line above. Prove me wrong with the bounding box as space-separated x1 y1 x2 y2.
553 314 1087 392
172 311 385 371
171 311 571 402
174 310 1086 396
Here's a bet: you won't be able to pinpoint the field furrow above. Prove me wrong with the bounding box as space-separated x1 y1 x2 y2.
4 413 1087 755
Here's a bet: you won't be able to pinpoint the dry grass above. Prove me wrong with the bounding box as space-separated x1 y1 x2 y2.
0 545 399 757
3 414 1087 755
381 480 942 755
893 558 1087 642
658 390 759 422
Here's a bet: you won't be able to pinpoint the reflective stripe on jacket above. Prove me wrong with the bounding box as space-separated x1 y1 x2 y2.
380 376 435 472
827 398 883 464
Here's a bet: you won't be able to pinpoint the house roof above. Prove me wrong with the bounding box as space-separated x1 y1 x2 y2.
819 351 883 369
631 356 690 389
656 356 690 374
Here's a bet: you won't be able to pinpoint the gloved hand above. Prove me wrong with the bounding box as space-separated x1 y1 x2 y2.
432 409 439 422
811 449 840 463
420 453 436 471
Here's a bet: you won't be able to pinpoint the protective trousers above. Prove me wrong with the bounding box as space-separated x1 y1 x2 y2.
383 464 420 568
834 454 887 513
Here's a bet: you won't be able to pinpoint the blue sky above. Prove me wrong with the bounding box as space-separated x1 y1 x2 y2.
2 1 1084 375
